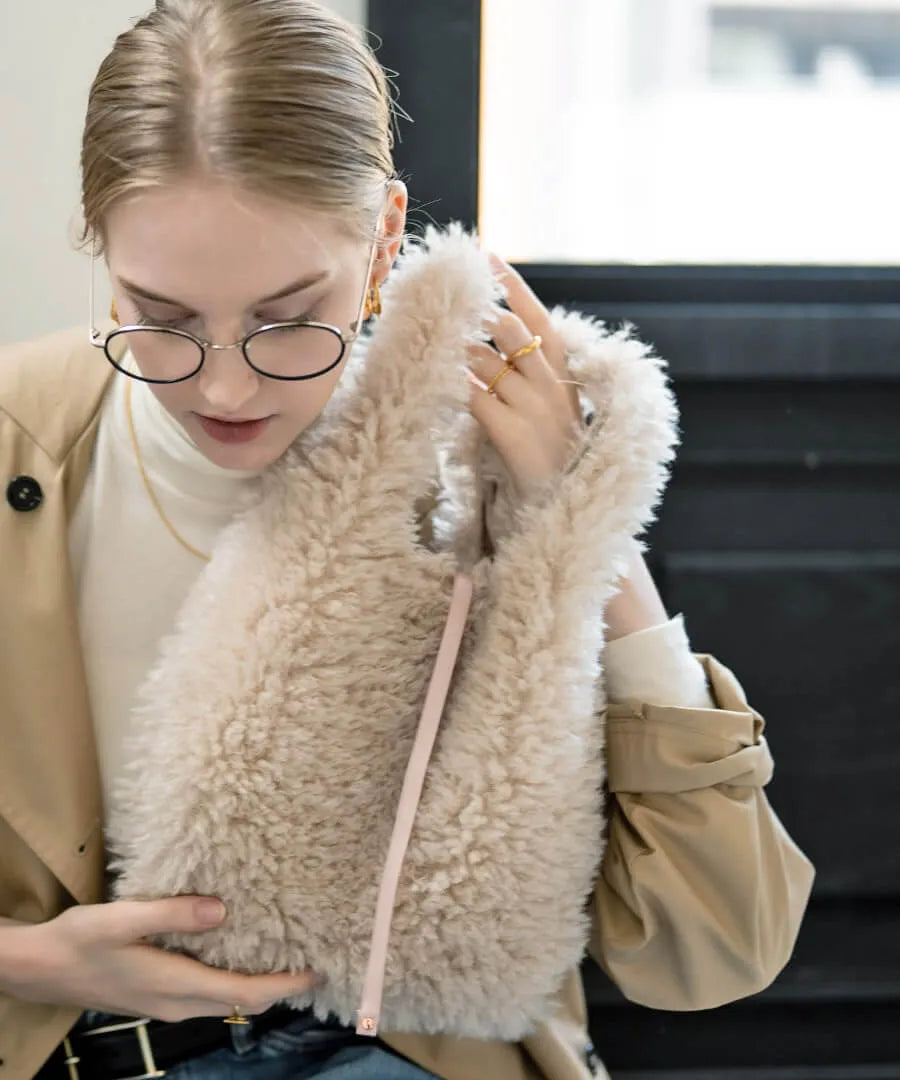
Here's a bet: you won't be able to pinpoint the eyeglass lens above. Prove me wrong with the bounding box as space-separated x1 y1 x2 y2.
108 325 344 382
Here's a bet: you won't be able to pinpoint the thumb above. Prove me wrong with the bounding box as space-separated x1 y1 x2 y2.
87 896 227 946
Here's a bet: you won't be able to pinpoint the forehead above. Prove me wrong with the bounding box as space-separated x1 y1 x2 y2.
104 178 362 305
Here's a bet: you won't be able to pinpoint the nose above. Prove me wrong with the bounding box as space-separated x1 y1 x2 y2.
195 342 262 415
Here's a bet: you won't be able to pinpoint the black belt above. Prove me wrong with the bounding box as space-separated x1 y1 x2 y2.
36 1006 301 1079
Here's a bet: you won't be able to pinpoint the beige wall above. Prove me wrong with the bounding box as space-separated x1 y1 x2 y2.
0 0 367 345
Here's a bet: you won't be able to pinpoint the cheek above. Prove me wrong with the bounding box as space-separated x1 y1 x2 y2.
149 384 194 418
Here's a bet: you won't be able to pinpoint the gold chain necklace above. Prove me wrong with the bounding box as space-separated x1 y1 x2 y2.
124 379 211 562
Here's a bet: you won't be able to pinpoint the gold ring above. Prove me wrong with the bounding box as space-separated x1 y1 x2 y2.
224 1004 250 1026
485 362 516 395
505 334 542 364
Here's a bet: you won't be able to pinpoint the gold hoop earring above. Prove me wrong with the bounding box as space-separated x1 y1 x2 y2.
110 299 119 324
364 281 382 320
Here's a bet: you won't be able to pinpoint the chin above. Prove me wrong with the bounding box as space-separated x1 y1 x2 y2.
192 427 287 471
211 442 284 471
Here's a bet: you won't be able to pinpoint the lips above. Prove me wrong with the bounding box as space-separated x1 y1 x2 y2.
196 413 272 445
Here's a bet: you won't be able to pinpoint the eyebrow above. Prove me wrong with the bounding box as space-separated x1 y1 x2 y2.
117 269 331 309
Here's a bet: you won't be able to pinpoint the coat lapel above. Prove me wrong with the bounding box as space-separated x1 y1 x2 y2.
0 328 114 905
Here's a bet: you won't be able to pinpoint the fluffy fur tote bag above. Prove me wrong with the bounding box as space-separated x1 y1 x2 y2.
108 226 678 1040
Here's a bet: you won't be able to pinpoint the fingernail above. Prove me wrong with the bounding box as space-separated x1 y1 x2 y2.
462 366 489 391
196 898 227 925
313 974 329 989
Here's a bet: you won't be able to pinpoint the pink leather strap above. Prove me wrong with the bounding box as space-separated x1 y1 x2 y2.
356 572 475 1036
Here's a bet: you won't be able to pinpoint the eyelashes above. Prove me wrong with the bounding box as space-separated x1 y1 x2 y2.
132 305 198 330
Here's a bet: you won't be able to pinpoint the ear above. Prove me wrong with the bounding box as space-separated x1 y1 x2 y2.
371 179 408 285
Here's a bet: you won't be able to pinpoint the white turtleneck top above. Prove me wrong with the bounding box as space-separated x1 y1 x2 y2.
69 372 712 813
68 374 259 807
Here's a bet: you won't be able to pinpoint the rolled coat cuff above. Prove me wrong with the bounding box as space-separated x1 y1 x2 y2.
605 654 773 793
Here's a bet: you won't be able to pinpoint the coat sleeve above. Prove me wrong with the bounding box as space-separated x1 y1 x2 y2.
590 653 815 1010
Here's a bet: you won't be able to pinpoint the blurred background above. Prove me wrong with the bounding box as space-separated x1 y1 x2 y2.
2 1 899 1077
480 0 900 265
0 0 363 343
369 2 900 1077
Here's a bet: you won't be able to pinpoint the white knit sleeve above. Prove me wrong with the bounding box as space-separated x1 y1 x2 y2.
603 614 715 709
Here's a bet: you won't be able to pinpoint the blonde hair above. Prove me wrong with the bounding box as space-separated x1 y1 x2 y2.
81 0 396 251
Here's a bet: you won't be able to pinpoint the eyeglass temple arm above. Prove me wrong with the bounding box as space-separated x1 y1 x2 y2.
350 207 387 338
88 235 104 347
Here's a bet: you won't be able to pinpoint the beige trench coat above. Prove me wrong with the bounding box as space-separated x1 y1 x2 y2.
0 328 814 1080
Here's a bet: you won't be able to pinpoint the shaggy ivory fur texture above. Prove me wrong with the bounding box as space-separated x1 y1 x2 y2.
108 227 679 1039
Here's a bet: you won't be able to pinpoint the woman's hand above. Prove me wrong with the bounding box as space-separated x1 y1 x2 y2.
0 897 319 1022
466 255 584 496
464 261 671 640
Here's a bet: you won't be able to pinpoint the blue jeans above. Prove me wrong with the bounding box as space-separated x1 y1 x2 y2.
77 1010 439 1080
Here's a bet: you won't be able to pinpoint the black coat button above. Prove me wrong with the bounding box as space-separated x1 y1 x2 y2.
6 476 43 512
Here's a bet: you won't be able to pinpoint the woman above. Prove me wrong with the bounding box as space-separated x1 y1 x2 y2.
0 1 813 1078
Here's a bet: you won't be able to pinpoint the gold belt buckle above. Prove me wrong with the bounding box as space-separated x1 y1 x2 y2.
63 1017 166 1080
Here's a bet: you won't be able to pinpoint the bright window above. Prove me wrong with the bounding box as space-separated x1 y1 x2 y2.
480 0 900 264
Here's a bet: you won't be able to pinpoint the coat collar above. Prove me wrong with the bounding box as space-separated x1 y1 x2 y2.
0 326 114 480
0 327 114 903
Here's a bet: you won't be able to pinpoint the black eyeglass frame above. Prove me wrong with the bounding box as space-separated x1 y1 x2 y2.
95 322 352 386
87 218 382 385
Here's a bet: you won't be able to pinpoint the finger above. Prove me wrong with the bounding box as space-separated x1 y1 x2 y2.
131 941 321 1013
485 310 548 382
466 373 522 448
472 324 572 423
185 966 321 1016
487 262 582 418
466 342 535 408
488 254 568 376
84 897 228 947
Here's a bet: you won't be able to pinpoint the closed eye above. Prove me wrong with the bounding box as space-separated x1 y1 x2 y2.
256 309 323 326
134 306 196 331
131 307 327 333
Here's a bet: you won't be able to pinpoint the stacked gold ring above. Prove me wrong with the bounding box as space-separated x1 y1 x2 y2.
485 335 542 395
